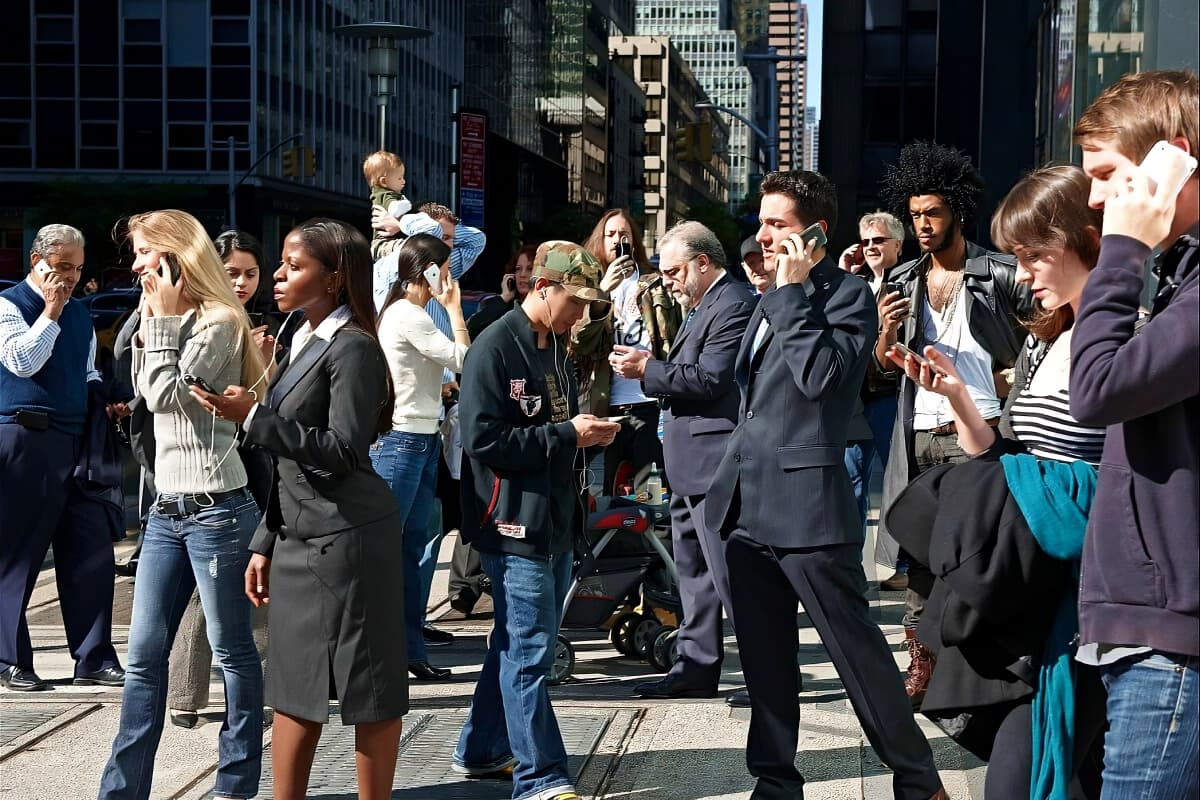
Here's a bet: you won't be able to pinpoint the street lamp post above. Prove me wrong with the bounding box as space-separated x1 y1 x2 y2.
710 47 805 172
334 22 433 150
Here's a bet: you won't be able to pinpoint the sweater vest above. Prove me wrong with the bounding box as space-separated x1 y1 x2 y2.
0 280 91 435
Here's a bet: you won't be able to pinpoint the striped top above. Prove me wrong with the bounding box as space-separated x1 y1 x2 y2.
1008 330 1105 467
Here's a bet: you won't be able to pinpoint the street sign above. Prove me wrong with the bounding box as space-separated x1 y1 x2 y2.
459 111 487 227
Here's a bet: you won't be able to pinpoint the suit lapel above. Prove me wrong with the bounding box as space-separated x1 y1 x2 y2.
269 335 332 410
669 275 725 359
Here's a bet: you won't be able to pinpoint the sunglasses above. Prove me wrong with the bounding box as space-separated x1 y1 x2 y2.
859 236 894 247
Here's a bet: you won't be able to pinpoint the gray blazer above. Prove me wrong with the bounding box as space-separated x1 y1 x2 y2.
705 259 878 548
246 324 397 555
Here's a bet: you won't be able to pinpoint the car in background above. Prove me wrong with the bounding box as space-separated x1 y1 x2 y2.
461 289 498 321
79 287 141 378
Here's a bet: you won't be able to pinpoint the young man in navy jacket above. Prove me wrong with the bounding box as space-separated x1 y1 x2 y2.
1072 69 1199 798
453 242 618 800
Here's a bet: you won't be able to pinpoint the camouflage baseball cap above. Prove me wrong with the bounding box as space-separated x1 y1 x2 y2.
531 241 609 303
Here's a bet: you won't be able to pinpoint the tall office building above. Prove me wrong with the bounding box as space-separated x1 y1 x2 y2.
610 35 730 252
768 1 807 171
0 0 465 274
635 0 756 206
803 105 819 170
539 0 638 217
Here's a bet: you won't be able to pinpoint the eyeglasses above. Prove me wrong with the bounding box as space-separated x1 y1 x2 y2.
660 258 694 279
859 237 894 247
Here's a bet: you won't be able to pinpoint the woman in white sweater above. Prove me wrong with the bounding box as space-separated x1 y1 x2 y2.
99 210 266 800
372 233 469 681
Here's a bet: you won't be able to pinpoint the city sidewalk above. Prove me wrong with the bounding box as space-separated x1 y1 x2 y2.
0 520 986 799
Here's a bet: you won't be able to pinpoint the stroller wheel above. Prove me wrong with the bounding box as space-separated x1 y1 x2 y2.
649 627 679 673
610 611 643 657
547 634 575 685
631 618 663 660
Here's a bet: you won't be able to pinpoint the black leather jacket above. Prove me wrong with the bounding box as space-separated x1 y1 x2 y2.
874 240 1034 567
886 240 1033 370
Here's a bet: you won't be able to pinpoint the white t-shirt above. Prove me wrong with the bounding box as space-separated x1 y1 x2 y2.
609 271 652 406
913 283 1001 429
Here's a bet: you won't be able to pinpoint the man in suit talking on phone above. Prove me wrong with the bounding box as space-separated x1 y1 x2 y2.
608 221 756 700
706 172 946 799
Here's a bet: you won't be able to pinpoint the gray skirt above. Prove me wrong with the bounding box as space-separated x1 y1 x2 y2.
265 514 407 725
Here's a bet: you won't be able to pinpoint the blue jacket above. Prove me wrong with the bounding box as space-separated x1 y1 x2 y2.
1070 230 1200 657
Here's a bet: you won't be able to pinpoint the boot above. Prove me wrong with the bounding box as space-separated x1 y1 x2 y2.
903 627 936 709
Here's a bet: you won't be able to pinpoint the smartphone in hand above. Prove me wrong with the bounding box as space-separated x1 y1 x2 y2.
1140 140 1198 197
159 254 181 284
799 222 828 250
423 263 443 294
182 373 216 394
884 281 906 297
247 312 266 327
616 239 633 260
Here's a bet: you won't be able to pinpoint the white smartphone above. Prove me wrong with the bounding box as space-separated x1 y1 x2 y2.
423 263 442 294
1140 140 1198 197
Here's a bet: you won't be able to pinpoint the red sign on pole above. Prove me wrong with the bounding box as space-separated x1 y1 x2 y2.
459 111 487 226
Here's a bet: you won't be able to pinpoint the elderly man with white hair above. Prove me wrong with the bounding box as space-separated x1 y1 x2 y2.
0 224 124 691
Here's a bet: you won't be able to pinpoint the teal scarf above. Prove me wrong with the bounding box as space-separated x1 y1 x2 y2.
1000 453 1096 800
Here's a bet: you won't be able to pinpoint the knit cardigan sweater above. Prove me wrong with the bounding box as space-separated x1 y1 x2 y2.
132 310 248 494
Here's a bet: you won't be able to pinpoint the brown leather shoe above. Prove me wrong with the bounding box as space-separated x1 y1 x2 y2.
903 627 936 709
879 570 909 591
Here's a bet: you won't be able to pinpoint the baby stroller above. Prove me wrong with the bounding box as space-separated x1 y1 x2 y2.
548 496 682 684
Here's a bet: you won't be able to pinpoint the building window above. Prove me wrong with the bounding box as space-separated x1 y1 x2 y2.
36 16 74 43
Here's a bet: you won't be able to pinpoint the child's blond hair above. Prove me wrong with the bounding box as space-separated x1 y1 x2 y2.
362 150 404 187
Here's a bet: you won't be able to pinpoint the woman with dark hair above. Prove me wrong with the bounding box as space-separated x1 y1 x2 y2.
466 243 536 339
885 165 1109 798
191 218 404 800
372 233 470 681
574 209 680 493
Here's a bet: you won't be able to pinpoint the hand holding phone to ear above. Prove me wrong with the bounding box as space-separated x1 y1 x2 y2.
143 254 188 317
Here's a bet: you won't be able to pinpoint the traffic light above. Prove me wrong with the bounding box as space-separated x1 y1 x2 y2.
281 146 298 177
302 146 315 177
693 121 713 162
672 125 694 162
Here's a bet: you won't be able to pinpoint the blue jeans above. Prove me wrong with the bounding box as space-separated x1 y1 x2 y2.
455 550 574 800
845 392 898 533
1099 651 1199 800
370 430 441 662
98 490 262 800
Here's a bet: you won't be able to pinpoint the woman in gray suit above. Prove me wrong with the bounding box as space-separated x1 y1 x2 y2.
192 218 404 800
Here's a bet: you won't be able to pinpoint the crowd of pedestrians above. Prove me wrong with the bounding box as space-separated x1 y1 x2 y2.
0 68 1195 800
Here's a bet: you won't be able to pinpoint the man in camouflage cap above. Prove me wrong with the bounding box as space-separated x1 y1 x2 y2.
452 240 617 800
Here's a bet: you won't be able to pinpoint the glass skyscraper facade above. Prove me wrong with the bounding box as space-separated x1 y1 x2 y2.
0 0 464 264
636 0 755 205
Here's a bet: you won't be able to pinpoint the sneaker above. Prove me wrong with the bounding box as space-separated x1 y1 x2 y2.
422 625 455 647
534 788 581 800
451 754 517 777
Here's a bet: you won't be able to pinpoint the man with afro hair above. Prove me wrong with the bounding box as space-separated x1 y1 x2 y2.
874 141 1032 709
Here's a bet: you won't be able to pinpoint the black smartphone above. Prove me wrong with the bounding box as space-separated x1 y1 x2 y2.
182 373 216 394
159 253 181 284
247 312 266 327
616 240 633 260
884 281 906 297
504 275 517 293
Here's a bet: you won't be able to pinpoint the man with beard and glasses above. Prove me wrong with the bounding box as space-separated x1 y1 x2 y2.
874 142 1032 709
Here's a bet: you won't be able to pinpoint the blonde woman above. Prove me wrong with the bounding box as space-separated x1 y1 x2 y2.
98 210 266 800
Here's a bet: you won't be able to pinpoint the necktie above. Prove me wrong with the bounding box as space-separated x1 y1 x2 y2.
682 308 697 329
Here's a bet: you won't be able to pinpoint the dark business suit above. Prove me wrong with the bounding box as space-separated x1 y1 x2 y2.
641 273 755 681
706 259 941 800
245 322 405 725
